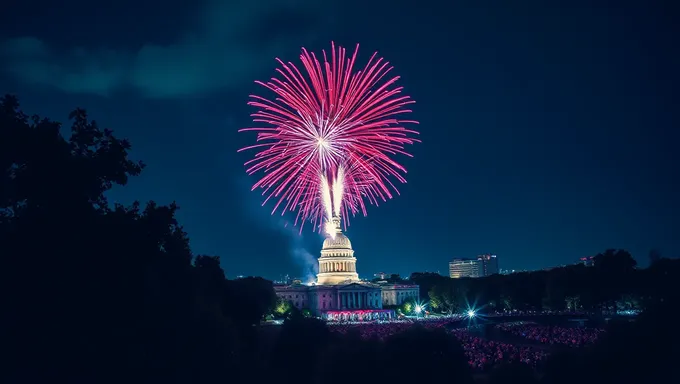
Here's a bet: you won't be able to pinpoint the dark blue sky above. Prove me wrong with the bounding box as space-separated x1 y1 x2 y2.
1 0 678 279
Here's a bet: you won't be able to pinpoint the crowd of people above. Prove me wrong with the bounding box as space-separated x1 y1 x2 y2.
328 319 549 372
449 327 548 371
496 321 604 347
488 309 588 317
328 320 422 341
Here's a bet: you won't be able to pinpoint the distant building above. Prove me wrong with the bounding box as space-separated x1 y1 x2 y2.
449 258 482 278
374 272 388 280
273 274 292 285
449 254 499 278
500 268 528 275
579 256 595 267
478 254 499 276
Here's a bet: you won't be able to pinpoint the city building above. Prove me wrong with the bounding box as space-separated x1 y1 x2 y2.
579 256 595 267
380 284 419 306
274 215 418 321
449 254 499 278
449 258 482 278
478 254 499 276
500 268 528 275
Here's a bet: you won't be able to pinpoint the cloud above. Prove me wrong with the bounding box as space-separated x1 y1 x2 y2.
0 0 327 98
292 247 318 284
235 175 322 281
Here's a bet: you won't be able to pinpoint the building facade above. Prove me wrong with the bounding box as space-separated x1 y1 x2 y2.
274 216 417 321
449 258 482 278
449 254 499 278
380 284 420 306
478 254 499 276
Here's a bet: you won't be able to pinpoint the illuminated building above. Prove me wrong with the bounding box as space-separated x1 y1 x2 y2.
316 216 360 285
449 258 482 278
478 254 499 276
380 284 419 306
449 254 499 278
274 216 416 321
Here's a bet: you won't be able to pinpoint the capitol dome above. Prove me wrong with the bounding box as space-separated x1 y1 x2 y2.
316 215 359 285
322 232 352 250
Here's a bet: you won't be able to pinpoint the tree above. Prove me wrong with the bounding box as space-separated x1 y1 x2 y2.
0 96 239 382
0 95 144 223
593 249 637 312
273 297 293 318
224 277 277 327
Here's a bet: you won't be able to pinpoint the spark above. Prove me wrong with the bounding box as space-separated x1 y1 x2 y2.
332 165 345 218
239 42 420 233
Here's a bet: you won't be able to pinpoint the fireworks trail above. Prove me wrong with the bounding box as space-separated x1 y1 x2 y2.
319 172 334 237
239 42 420 234
332 165 345 218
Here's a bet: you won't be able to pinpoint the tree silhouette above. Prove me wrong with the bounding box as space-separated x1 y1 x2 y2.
2 94 679 383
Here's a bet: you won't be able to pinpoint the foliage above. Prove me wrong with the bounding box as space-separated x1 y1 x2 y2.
1 96 277 382
402 299 414 315
420 249 673 315
273 297 293 317
2 94 679 384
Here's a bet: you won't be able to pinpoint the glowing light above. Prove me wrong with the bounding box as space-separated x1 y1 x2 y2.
319 173 335 238
332 165 345 218
415 305 423 314
467 310 476 318
239 42 420 233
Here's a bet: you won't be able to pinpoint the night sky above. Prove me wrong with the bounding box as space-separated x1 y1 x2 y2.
1 0 678 279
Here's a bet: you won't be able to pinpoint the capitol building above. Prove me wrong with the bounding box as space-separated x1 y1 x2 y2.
274 216 419 321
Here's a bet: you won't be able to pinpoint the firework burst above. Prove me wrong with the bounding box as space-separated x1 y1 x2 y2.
239 42 419 234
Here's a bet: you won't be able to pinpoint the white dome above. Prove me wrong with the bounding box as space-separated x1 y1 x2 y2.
322 232 352 250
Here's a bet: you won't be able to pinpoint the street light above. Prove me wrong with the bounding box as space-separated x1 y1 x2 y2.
415 305 422 318
466 309 476 318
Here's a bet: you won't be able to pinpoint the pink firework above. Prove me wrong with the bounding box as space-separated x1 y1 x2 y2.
239 42 420 233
